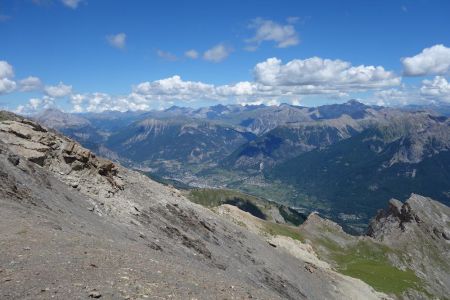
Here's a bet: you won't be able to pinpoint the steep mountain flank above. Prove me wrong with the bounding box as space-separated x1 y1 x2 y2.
269 112 450 230
367 194 450 298
223 115 363 170
0 111 389 299
296 195 450 299
211 196 450 299
105 118 255 174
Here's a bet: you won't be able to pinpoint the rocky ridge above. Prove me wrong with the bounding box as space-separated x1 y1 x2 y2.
367 194 450 297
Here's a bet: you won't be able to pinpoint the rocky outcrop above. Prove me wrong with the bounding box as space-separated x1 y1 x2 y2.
366 194 450 298
0 117 124 197
367 194 450 241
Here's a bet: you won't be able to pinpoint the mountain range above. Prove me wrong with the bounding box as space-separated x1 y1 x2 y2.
1 110 449 299
34 100 450 232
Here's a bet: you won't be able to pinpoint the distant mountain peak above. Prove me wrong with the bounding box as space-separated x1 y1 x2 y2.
345 99 364 106
165 105 182 111
34 107 90 129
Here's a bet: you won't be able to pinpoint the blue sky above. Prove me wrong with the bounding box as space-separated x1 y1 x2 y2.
1 0 450 113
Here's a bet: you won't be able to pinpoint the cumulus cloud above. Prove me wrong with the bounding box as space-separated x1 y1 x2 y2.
203 44 232 62
72 92 151 113
44 82 72 98
15 96 55 114
6 51 408 113
134 75 216 101
420 76 450 102
402 44 450 76
19 76 42 92
157 50 178 61
0 61 14 78
106 33 126 49
0 60 16 94
29 98 43 110
246 18 299 50
254 57 401 90
216 81 258 97
185 49 199 59
372 88 415 106
70 93 86 112
0 78 16 94
65 54 404 112
61 0 82 9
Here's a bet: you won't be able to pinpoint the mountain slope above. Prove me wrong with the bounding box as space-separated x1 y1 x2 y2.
223 116 363 170
30 103 450 232
367 194 450 298
220 101 412 172
211 194 450 299
0 111 390 299
268 112 450 229
105 118 256 174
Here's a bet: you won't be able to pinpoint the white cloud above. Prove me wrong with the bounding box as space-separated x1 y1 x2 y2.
203 44 232 63
134 75 216 100
70 93 86 112
291 98 301 106
61 0 82 9
372 88 414 106
68 53 403 112
0 61 14 78
29 98 42 110
157 50 178 61
16 96 55 114
86 93 112 112
246 18 299 50
185 49 199 59
0 78 16 94
254 57 401 90
19 76 42 92
0 60 16 94
106 33 126 49
402 44 450 76
14 105 25 114
216 81 257 96
8 51 407 113
80 92 150 113
420 76 450 103
44 82 72 98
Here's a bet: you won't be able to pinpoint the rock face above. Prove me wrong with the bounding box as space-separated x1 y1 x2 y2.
0 115 124 197
367 194 450 298
0 111 389 299
368 194 450 242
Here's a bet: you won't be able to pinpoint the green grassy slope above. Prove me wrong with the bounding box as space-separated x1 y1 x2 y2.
186 188 306 225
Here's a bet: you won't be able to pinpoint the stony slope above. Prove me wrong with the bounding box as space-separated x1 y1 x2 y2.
297 195 450 299
193 192 450 299
0 111 388 299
